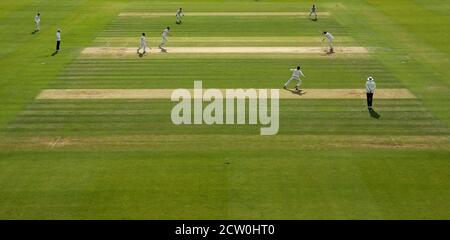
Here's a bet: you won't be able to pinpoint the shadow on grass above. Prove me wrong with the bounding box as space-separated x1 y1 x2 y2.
369 108 380 119
51 51 58 56
284 88 306 96
31 30 39 35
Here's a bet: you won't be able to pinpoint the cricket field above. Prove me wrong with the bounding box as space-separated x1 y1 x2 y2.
0 0 449 219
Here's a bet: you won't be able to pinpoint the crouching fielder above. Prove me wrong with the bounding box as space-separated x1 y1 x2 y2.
309 5 317 20
283 66 306 92
176 8 184 24
365 76 376 109
137 33 149 54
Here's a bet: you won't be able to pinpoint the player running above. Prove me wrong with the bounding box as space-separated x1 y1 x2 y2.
176 8 184 24
137 33 149 55
309 5 317 21
283 66 306 92
159 27 170 52
322 31 334 54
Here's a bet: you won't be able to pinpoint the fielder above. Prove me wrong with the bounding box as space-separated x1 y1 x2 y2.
34 13 41 32
159 26 170 52
137 33 149 54
309 5 317 20
283 66 306 92
322 31 334 54
365 76 376 109
56 29 61 52
176 8 184 24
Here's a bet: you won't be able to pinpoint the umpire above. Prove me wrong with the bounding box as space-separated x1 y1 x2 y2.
365 76 376 108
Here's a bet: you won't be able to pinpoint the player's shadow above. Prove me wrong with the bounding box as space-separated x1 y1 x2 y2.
368 108 380 119
311 18 318 22
286 89 306 96
31 30 39 35
318 50 334 56
137 49 150 58
51 51 58 56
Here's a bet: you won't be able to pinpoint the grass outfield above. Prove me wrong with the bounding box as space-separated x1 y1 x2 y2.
0 0 449 219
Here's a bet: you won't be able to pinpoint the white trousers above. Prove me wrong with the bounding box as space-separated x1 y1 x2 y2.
284 76 302 87
35 22 40 30
138 43 147 52
160 37 167 47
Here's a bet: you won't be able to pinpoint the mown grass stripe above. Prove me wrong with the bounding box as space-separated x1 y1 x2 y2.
81 47 369 55
119 12 331 17
0 135 448 152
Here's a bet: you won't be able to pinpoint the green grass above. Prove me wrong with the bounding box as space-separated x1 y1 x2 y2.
0 149 448 219
0 0 449 219
4 99 449 136
50 58 397 89
99 16 349 37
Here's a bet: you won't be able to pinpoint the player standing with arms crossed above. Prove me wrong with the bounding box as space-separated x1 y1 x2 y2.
322 31 334 54
283 66 306 93
176 8 184 24
159 27 170 52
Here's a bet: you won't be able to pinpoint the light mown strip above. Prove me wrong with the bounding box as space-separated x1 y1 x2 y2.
119 12 330 17
37 89 416 100
94 36 355 44
81 47 368 55
0 135 447 151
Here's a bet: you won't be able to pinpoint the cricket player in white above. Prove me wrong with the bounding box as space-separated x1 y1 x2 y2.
34 13 41 32
176 8 184 24
322 31 334 54
137 33 148 54
159 27 170 52
366 76 376 109
56 29 61 51
309 5 317 20
283 66 306 92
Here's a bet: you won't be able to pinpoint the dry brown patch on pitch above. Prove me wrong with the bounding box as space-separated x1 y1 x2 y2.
37 89 173 99
37 89 416 100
